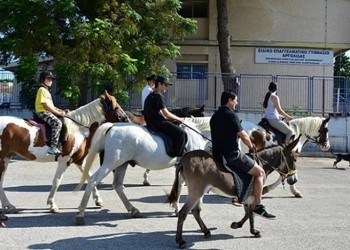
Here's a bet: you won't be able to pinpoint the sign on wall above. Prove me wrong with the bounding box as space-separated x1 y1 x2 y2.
255 48 334 65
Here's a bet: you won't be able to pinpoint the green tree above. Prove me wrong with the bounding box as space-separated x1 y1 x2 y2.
0 0 196 105
334 52 350 77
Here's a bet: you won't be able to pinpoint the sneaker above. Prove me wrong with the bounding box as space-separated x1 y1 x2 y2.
48 146 61 155
253 204 276 220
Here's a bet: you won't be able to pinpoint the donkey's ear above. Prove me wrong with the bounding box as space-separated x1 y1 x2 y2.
287 134 301 150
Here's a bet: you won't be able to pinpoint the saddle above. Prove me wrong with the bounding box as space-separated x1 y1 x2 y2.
219 156 254 203
258 118 286 145
25 113 67 146
145 124 188 158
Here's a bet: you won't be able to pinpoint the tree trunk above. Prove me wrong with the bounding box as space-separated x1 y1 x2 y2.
216 0 238 92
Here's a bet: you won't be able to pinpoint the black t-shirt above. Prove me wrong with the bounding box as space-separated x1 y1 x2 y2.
143 90 166 125
210 106 243 161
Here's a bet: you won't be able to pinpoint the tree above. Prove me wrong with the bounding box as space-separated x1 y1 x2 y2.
0 0 196 105
216 0 237 91
334 52 350 77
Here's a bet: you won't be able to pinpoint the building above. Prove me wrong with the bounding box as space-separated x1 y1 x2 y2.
156 0 350 114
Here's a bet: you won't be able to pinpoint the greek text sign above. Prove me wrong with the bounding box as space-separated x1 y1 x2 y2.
255 48 333 65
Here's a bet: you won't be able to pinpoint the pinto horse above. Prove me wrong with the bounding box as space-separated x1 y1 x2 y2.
241 117 330 197
75 118 211 225
0 90 127 213
166 136 300 248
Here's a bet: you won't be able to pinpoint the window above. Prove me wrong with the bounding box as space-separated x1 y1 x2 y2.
176 63 208 79
179 0 209 18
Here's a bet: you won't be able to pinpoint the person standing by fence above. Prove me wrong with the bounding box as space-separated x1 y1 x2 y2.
141 74 156 113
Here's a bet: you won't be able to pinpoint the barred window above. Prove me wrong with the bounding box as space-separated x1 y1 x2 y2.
176 63 208 79
179 0 209 18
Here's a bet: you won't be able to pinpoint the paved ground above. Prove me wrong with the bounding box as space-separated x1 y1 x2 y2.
1 156 350 250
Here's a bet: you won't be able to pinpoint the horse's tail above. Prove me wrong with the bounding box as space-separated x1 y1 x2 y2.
165 164 183 205
75 122 114 191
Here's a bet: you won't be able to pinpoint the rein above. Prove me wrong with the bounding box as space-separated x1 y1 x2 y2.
181 122 212 142
252 147 296 183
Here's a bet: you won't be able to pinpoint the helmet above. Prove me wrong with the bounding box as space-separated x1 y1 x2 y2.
39 71 55 83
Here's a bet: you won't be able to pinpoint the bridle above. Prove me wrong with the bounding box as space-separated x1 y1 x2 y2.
252 146 297 185
305 123 329 148
101 99 129 122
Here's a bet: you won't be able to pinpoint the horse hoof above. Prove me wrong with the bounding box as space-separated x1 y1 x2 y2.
143 181 151 186
230 222 241 229
75 216 85 225
131 210 142 218
95 200 104 207
50 207 60 213
204 230 211 238
294 193 303 198
7 207 18 214
251 229 261 238
177 239 186 249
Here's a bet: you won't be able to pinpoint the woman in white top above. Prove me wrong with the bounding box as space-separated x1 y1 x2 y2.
263 81 294 143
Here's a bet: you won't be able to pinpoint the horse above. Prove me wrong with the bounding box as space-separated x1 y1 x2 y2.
124 105 205 126
166 135 300 248
74 118 211 225
241 116 330 197
0 90 128 214
124 106 206 186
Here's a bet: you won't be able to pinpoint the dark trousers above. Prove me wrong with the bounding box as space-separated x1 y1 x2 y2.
153 121 186 156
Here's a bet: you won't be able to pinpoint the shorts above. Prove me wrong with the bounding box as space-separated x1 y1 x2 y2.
225 151 256 173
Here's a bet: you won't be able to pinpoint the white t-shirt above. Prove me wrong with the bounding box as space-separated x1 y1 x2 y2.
141 84 153 109
264 93 279 119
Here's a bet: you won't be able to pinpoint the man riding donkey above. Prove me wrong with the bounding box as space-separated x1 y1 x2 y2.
210 91 276 219
143 76 186 158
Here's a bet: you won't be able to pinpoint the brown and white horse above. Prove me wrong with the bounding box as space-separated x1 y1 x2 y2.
0 90 127 213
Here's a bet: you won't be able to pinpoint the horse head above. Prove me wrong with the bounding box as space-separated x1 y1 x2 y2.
100 90 129 122
315 117 330 151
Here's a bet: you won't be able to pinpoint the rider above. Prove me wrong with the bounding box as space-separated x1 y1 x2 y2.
35 71 68 155
210 91 276 219
263 81 294 144
141 74 156 112
143 76 186 157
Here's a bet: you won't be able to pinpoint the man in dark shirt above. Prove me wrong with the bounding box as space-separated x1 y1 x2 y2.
143 76 186 156
210 91 276 219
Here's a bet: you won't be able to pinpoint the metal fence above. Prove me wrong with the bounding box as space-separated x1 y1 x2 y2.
1 69 349 117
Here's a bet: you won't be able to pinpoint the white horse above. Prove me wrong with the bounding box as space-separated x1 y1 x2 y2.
0 91 127 213
75 119 211 225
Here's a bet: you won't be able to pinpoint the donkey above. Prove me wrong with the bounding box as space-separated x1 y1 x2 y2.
166 135 300 248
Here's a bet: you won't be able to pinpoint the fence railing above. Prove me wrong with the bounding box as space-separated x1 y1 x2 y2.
1 70 349 117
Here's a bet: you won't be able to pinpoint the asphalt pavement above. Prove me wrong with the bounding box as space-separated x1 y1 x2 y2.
1 156 350 250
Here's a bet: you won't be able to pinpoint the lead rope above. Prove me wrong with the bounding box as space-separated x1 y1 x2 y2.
252 148 296 188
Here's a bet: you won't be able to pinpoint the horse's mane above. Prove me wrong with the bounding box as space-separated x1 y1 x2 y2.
289 117 323 137
65 98 104 135
184 117 211 131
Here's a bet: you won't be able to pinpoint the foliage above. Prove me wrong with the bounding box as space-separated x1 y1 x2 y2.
334 53 350 77
285 104 308 117
0 0 196 105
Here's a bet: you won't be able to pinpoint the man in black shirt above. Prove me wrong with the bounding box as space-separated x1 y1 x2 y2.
210 91 276 220
143 76 186 156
